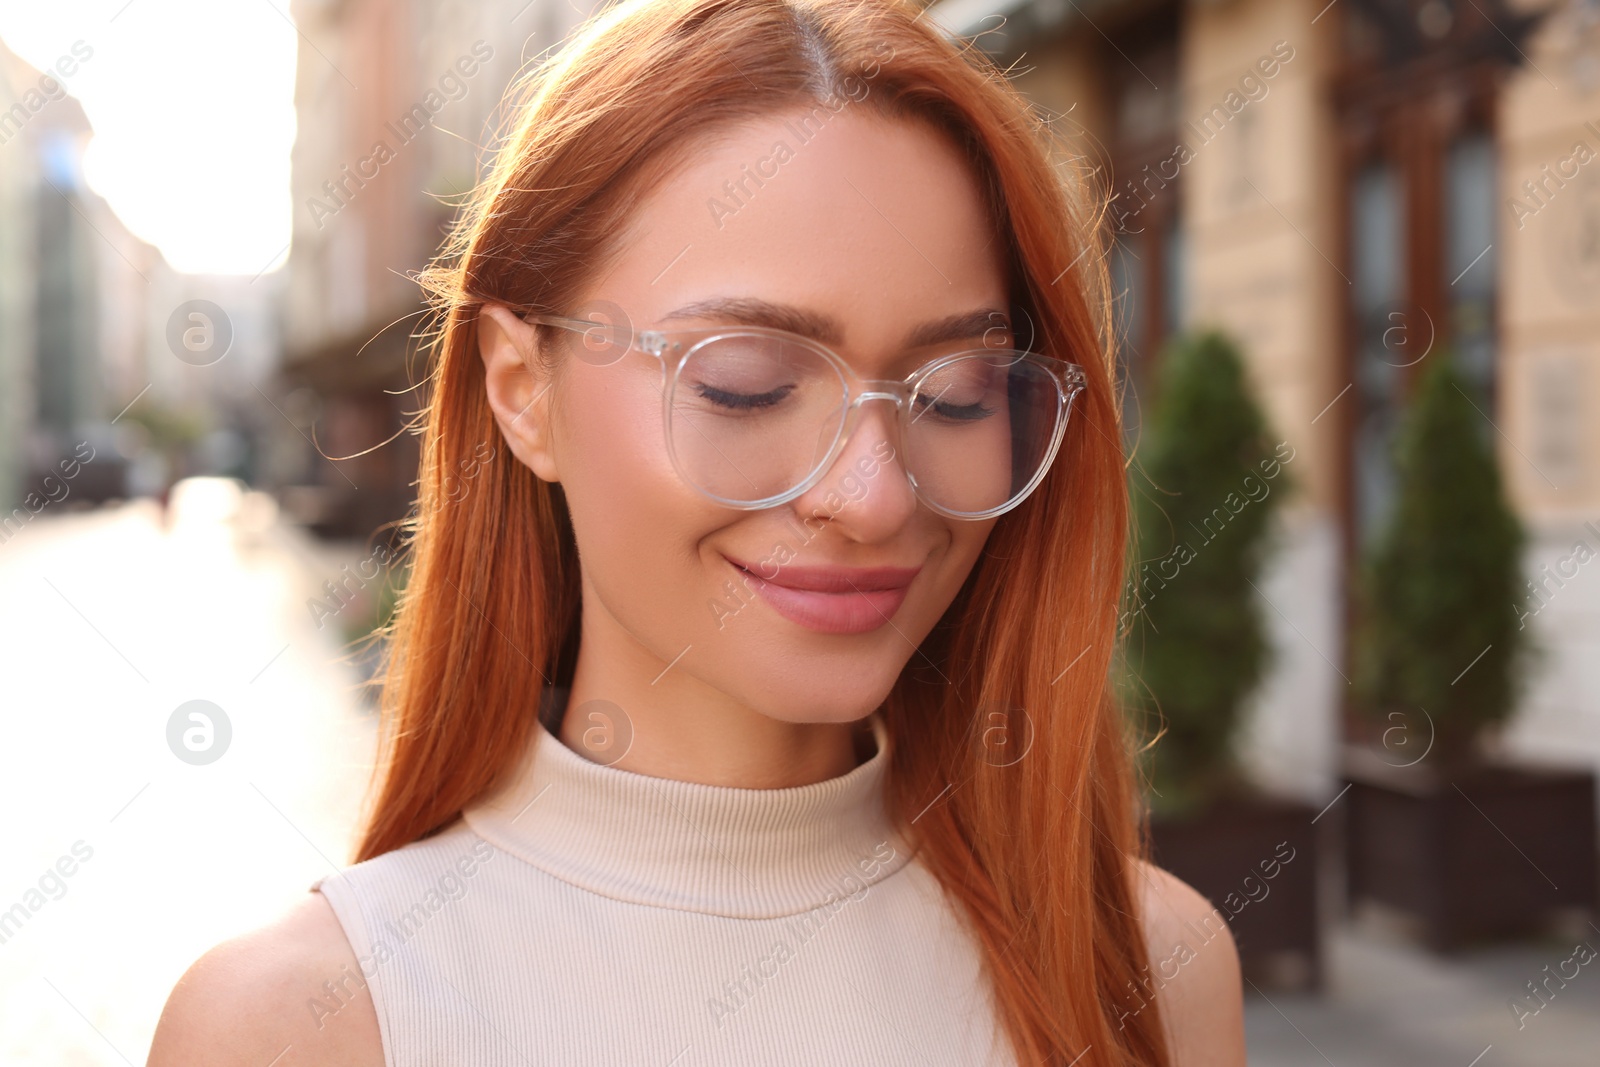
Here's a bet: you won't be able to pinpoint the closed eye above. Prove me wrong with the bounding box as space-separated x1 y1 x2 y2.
696 383 795 410
913 393 995 422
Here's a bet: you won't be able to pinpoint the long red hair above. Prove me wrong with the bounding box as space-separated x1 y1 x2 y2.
357 1 1166 1063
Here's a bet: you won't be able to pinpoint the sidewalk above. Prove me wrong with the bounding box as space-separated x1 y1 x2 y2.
0 488 379 1065
1245 913 1600 1066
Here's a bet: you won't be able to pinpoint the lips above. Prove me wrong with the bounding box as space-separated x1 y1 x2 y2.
723 555 920 634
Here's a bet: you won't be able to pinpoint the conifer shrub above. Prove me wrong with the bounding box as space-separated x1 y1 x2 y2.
1120 329 1292 814
1350 351 1530 764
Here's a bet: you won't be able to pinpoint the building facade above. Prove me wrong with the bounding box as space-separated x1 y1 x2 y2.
0 37 147 517
930 0 1600 797
282 0 599 537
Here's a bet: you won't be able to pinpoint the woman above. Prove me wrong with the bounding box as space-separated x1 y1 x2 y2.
151 0 1245 1063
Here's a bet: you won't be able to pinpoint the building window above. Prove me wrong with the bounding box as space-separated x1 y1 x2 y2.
1105 18 1182 445
1333 0 1539 702
1348 161 1407 549
1445 131 1497 414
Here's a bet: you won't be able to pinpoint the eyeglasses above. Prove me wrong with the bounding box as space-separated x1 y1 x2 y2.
520 311 1087 520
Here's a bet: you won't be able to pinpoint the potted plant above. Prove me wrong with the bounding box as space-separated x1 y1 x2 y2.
1119 328 1323 988
1343 350 1597 951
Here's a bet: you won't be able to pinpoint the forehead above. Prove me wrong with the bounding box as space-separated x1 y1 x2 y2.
591 105 1012 355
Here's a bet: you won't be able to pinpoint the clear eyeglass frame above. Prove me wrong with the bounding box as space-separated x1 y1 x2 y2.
519 310 1089 521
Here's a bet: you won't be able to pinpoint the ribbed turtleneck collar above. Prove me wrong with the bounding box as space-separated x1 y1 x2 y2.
460 689 912 919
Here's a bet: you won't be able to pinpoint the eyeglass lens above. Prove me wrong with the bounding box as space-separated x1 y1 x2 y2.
666 332 1065 515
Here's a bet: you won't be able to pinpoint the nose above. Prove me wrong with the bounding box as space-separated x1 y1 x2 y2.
790 398 917 540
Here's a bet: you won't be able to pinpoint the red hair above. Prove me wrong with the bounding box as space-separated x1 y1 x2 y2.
357 2 1167 1063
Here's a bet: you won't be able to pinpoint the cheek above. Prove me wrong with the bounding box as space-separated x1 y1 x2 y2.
557 366 671 534
552 367 718 611
555 365 662 488
918 518 992 617
951 521 994 577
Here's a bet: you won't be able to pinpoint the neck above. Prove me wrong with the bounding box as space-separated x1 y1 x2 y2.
557 622 869 788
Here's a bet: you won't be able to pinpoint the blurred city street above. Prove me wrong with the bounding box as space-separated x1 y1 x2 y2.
1245 916 1600 1066
0 485 377 1065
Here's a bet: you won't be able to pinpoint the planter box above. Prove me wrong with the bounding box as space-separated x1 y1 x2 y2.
1342 746 1599 951
1149 794 1323 989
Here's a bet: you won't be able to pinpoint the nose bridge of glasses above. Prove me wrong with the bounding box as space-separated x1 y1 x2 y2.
835 389 908 469
850 386 904 406
802 388 913 507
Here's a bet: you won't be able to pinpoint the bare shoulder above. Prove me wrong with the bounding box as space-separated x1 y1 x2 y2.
1132 859 1247 1066
148 889 383 1067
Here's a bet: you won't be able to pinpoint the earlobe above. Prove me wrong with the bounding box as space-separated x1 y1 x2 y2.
478 303 561 483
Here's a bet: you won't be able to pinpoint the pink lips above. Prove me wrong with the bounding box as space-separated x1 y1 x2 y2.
724 555 920 634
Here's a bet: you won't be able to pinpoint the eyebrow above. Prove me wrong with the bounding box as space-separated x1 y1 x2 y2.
657 297 1011 351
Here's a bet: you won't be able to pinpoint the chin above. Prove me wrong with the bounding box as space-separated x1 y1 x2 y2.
728 659 904 725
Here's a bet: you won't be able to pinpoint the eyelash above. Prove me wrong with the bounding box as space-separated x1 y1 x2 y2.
696 383 794 410
915 395 995 423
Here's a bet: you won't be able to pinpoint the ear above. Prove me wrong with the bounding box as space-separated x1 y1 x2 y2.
478 303 561 483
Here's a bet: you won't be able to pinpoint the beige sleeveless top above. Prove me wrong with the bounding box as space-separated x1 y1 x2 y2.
311 693 1012 1065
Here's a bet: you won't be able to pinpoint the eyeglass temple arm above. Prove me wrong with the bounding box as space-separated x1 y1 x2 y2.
522 311 1090 391
520 311 646 345
520 312 610 332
